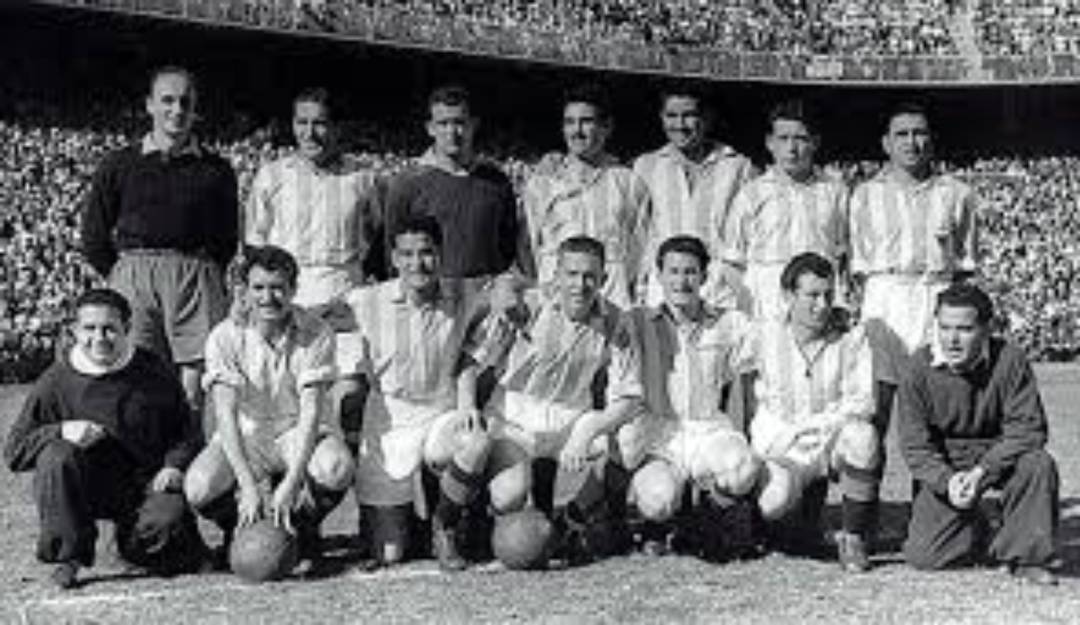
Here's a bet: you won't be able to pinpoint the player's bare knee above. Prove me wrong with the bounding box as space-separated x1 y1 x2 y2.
632 477 678 521
709 446 761 497
454 430 492 469
838 421 879 470
489 469 530 514
310 447 354 491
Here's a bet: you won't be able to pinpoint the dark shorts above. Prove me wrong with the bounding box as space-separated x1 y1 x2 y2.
110 250 228 365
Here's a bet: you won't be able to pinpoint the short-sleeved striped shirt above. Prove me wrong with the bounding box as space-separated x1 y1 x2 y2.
344 278 489 413
633 304 755 428
475 293 643 413
849 168 978 277
751 318 874 449
203 306 337 439
722 167 849 268
247 153 381 270
523 153 648 308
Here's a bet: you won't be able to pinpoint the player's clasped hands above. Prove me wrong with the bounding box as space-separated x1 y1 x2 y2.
150 466 184 493
60 420 107 448
947 465 986 510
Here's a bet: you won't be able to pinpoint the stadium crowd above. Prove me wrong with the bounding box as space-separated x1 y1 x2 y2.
977 0 1080 56
1 108 1078 381
88 0 960 58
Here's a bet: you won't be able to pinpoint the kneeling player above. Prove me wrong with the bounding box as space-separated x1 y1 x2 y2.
184 246 355 570
477 236 645 565
623 236 761 558
750 252 880 572
5 289 206 588
346 215 501 571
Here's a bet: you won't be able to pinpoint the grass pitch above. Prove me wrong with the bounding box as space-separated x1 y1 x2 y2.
2 368 1080 624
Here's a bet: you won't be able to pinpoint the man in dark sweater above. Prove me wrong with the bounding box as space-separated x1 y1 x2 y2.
383 85 526 279
80 66 238 415
4 289 206 589
899 283 1058 585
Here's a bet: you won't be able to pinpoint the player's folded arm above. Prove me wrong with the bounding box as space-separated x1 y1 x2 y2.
978 355 1049 485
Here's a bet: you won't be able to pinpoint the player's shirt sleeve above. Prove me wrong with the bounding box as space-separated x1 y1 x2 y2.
721 183 753 266
806 324 875 434
245 162 275 246
80 149 125 277
3 365 64 472
979 347 1048 485
202 322 247 392
847 184 871 275
295 319 337 388
898 357 956 495
954 183 979 274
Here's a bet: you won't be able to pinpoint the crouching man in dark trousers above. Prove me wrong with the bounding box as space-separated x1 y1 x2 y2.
5 288 206 589
900 283 1059 585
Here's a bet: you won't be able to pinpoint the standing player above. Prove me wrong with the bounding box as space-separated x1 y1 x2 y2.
899 284 1058 585
80 66 238 416
624 236 760 557
722 100 848 320
522 83 649 309
633 88 754 306
184 246 354 569
5 289 206 589
475 236 645 564
384 85 525 279
246 88 382 452
750 253 880 573
849 102 978 433
345 215 499 571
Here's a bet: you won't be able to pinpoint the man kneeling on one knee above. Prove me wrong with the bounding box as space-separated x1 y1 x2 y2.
474 236 645 564
621 236 760 555
5 288 206 589
750 252 881 573
184 245 355 567
900 283 1059 585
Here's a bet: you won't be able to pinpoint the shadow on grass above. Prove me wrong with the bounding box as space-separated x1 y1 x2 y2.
1052 497 1080 578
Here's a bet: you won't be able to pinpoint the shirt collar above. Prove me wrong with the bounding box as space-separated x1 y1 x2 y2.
929 334 991 371
141 133 202 157
390 277 452 307
650 301 721 326
418 148 479 176
69 342 135 377
657 142 733 165
876 165 937 191
764 165 821 186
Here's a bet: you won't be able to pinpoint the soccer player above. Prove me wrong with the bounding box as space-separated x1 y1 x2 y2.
245 87 382 453
624 236 760 557
476 236 645 564
383 85 525 279
345 215 498 571
521 83 649 308
184 245 354 569
722 100 848 320
899 284 1058 585
750 253 880 573
633 88 754 307
5 289 206 589
80 66 238 415
849 102 978 434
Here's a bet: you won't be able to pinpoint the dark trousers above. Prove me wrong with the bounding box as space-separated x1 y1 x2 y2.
904 449 1059 570
33 439 204 572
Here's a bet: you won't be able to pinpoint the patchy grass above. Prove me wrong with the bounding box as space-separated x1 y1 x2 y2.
2 365 1080 624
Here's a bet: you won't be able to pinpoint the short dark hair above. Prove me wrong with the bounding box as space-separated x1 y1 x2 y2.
149 65 198 97
564 83 613 121
659 87 708 112
558 236 606 267
936 283 994 325
75 288 132 326
768 99 818 135
428 85 472 116
885 101 931 132
237 244 299 287
293 87 333 119
780 252 835 292
392 214 443 249
656 235 710 271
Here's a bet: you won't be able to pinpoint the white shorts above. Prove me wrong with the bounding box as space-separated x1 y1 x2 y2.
353 394 464 506
862 273 949 384
486 390 607 460
650 420 750 485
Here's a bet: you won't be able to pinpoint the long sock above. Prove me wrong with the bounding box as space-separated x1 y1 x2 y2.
842 497 878 539
436 461 482 528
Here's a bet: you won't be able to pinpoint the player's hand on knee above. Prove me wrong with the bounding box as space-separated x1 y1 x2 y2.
61 420 107 448
558 433 593 473
150 466 184 493
457 408 486 434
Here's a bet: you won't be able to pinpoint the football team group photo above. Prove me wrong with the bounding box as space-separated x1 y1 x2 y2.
2 1 1080 622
